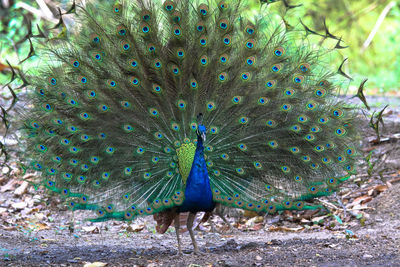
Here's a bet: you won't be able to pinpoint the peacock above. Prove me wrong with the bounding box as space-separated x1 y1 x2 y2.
11 0 360 255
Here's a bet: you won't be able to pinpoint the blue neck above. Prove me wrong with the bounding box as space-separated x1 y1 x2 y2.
178 137 215 212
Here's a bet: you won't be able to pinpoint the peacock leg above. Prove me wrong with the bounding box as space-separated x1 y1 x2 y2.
187 212 203 255
174 213 183 255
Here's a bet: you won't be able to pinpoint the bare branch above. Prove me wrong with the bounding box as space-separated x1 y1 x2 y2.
362 1 396 52
15 1 58 23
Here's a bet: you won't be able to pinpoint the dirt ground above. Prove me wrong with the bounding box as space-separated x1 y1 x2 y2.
1 189 400 267
0 217 399 267
0 96 399 267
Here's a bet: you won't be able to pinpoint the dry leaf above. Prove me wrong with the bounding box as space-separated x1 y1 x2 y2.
0 62 17 72
1 180 18 193
348 195 373 208
368 184 388 196
35 223 50 231
83 262 107 267
245 216 263 227
375 185 388 192
82 226 100 233
14 181 29 196
250 223 264 231
312 215 329 223
268 225 304 232
126 223 144 232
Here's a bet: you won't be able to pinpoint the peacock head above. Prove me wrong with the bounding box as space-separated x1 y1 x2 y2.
197 125 206 142
196 113 206 142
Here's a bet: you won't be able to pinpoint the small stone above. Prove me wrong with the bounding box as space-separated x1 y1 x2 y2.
11 202 27 210
32 195 42 204
363 254 373 259
35 213 46 221
21 207 32 216
256 255 262 261
2 166 10 174
26 198 35 208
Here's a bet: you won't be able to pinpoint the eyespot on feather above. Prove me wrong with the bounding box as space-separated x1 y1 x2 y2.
245 24 255 35
274 47 285 57
163 0 175 12
198 4 209 16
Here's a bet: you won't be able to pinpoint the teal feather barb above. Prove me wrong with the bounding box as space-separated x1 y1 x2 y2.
16 0 359 225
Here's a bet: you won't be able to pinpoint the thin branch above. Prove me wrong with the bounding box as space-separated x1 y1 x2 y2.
362 1 396 52
318 199 374 212
15 2 58 24
35 0 54 19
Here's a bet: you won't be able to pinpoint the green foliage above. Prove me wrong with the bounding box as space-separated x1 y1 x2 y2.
256 0 400 93
0 1 37 85
292 0 400 92
0 0 67 86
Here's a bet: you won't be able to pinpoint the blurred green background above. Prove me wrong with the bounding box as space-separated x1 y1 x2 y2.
1 0 399 95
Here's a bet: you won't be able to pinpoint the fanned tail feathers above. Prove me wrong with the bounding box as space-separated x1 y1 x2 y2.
18 0 359 221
